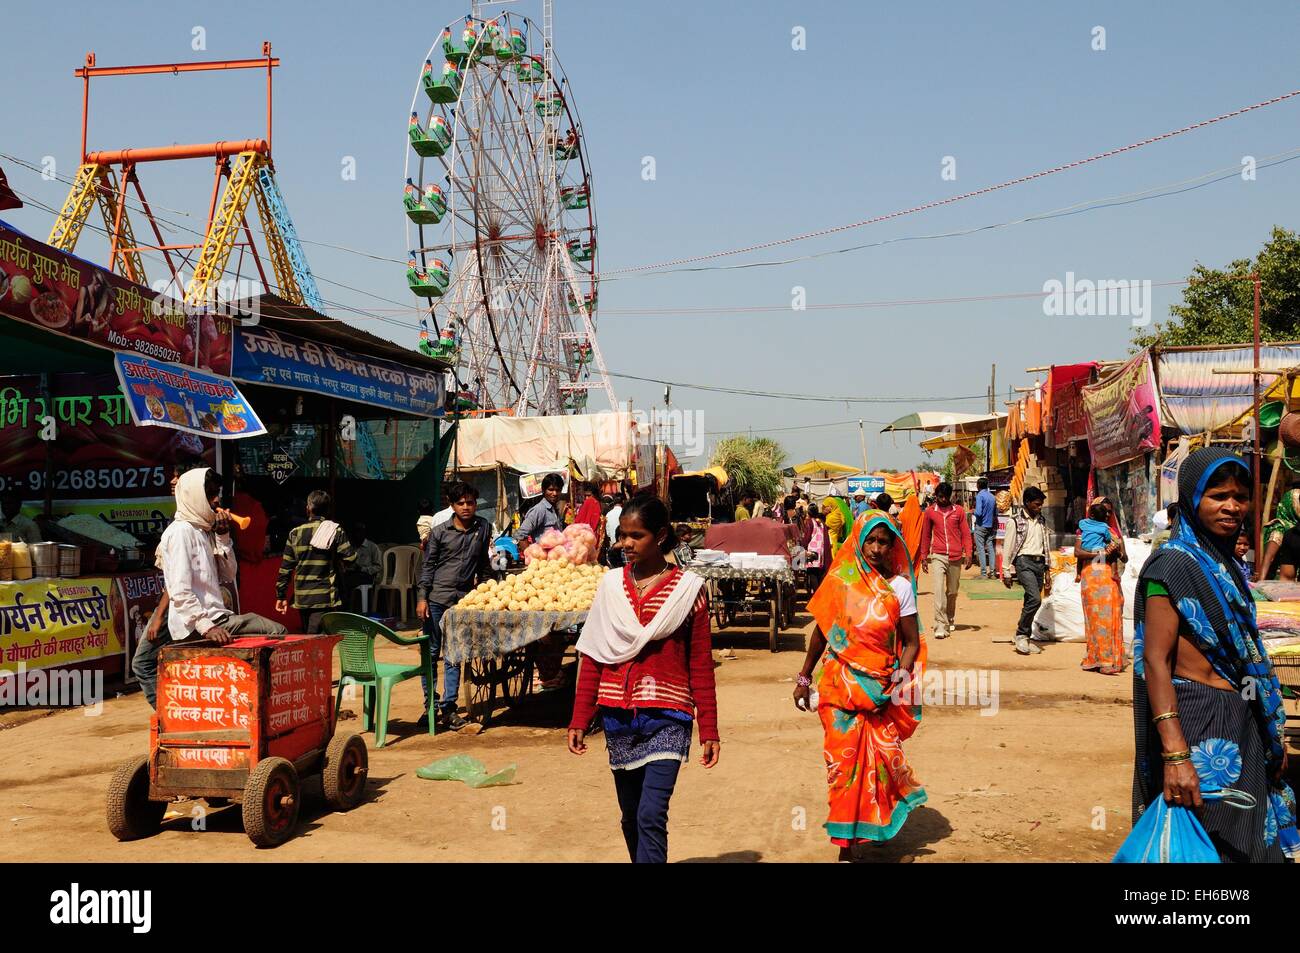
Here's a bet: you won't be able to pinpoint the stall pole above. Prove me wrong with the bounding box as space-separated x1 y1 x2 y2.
1253 273 1262 561
431 421 443 520
40 373 53 518
327 398 337 502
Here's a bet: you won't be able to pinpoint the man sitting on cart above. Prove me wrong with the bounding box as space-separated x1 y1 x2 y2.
139 468 287 706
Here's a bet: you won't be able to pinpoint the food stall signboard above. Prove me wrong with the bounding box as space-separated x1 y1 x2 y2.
0 221 234 374
114 353 265 440
233 326 446 418
267 444 298 485
1 578 121 674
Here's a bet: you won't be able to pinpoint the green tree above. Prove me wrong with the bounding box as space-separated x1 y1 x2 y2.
1132 227 1300 349
710 436 786 501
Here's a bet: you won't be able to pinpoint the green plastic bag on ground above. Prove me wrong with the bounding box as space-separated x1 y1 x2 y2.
416 754 517 788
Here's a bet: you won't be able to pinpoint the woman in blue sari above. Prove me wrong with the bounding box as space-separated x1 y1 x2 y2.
1133 447 1297 862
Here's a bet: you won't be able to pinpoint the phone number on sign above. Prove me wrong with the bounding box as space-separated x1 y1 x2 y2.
0 467 168 494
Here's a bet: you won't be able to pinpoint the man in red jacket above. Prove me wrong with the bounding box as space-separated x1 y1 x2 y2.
917 481 972 639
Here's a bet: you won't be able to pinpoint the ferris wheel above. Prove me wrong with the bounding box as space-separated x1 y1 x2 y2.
403 3 614 417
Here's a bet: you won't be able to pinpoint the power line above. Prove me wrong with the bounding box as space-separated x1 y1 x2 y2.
601 149 1300 282
603 86 1300 274
606 370 990 404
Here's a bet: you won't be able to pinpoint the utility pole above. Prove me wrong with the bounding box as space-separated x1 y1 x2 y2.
987 363 996 472
858 419 868 474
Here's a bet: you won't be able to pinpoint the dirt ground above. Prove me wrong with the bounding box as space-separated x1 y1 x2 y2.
1 569 1144 863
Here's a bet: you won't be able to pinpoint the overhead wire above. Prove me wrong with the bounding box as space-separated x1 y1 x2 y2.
602 86 1300 274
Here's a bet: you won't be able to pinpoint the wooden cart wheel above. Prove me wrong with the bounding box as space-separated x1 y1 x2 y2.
242 757 301 848
769 597 779 653
464 656 499 724
321 733 368 812
499 649 533 705
106 755 164 841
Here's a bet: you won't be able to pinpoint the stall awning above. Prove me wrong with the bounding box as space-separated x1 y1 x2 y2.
881 411 1007 435
791 459 860 477
673 466 729 487
454 412 635 472
1157 344 1300 434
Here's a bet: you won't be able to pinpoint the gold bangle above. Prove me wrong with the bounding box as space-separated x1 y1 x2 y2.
1163 756 1191 766
1161 749 1191 762
1152 711 1180 724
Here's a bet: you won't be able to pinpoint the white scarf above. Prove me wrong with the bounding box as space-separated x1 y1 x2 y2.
174 468 215 531
310 519 340 550
576 567 706 665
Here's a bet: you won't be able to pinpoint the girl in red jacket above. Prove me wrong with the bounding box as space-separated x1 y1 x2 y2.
567 495 720 863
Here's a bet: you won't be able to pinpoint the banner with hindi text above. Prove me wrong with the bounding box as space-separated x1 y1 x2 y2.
233 326 445 418
0 220 233 374
114 353 264 440
1080 351 1162 469
0 577 122 674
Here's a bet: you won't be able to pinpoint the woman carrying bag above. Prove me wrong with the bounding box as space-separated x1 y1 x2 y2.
1129 448 1297 862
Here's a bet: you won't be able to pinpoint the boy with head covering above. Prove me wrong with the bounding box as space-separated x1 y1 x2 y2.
137 468 286 707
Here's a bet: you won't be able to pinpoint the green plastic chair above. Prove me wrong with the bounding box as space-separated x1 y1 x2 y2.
322 612 436 748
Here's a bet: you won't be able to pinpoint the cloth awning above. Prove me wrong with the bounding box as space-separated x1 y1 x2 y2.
1157 345 1300 434
453 411 635 472
881 411 1007 435
792 459 860 477
673 466 729 487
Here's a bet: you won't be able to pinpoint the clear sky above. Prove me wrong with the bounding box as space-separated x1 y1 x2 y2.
4 0 1298 471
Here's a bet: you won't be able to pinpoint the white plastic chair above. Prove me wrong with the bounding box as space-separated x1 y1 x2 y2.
376 545 421 622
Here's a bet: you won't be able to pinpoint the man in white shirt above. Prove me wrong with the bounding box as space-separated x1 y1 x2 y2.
138 468 285 707
604 495 624 567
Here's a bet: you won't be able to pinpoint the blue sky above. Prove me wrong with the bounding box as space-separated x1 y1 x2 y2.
4 0 1299 470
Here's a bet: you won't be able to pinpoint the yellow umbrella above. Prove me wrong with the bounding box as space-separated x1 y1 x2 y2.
792 459 860 478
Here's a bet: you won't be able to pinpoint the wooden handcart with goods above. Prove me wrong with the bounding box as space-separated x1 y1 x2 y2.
686 520 800 653
441 530 604 726
107 634 368 848
441 607 587 726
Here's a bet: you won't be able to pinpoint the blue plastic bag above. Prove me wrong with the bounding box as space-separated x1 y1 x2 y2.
1113 798 1220 863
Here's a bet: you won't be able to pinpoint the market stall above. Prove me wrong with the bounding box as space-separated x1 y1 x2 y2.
689 519 799 652
0 221 245 690
440 526 604 725
0 217 453 688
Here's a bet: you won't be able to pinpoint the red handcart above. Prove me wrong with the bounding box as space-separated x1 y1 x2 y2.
107 634 367 847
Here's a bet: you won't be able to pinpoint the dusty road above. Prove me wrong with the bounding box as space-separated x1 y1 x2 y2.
1 570 1140 862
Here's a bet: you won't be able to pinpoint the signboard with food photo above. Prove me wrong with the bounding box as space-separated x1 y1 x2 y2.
114 353 265 440
0 221 235 375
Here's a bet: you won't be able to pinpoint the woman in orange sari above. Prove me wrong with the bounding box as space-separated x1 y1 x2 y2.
793 509 927 860
1076 497 1127 675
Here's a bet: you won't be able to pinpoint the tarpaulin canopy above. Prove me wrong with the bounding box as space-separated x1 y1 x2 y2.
792 459 860 477
881 411 1007 434
1157 344 1300 434
673 466 729 487
703 519 798 558
453 411 636 473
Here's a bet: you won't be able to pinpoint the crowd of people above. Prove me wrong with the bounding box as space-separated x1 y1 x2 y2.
118 453 1297 865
